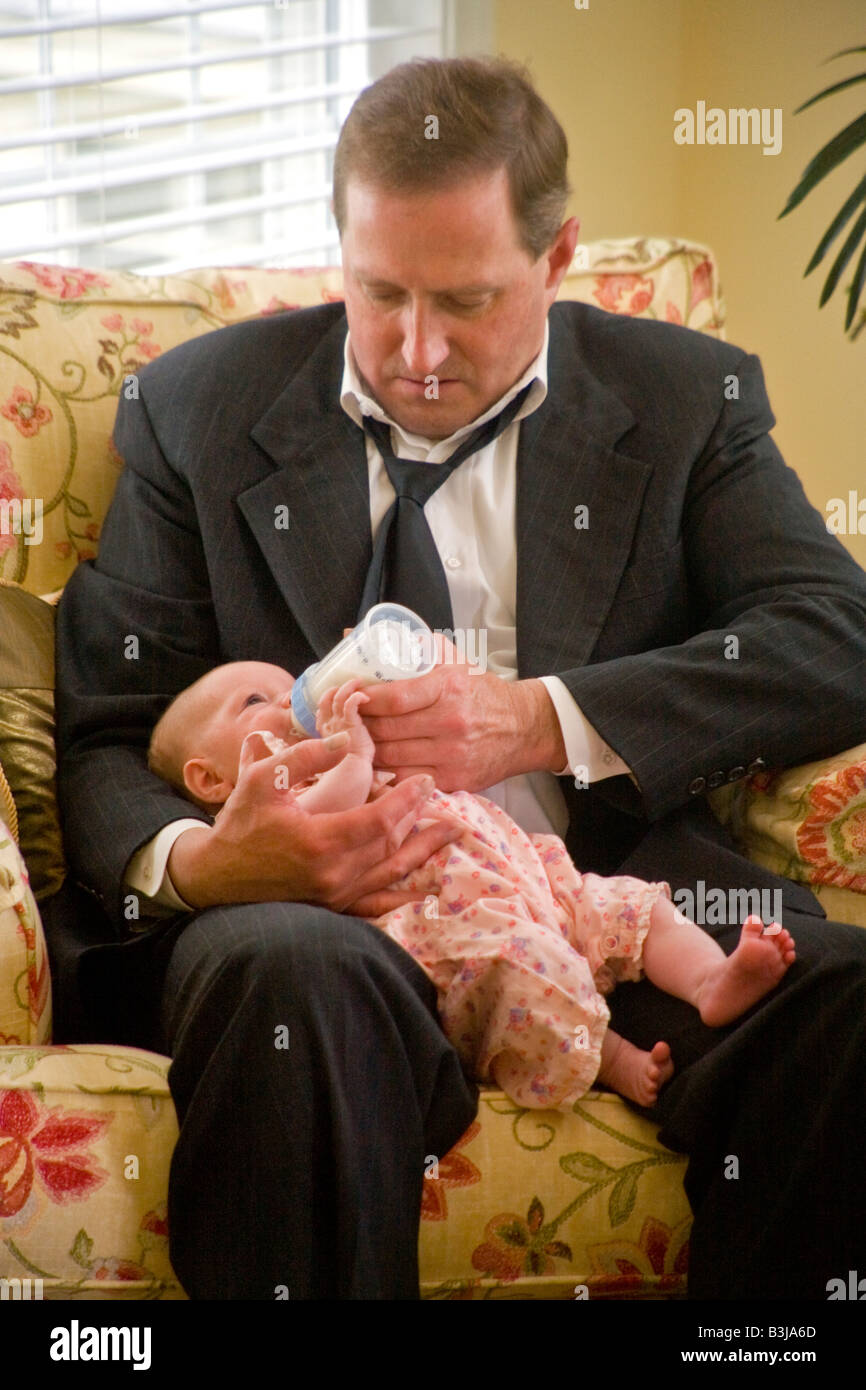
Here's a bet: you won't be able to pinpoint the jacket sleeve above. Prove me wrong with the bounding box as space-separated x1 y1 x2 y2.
55 381 218 928
554 351 866 823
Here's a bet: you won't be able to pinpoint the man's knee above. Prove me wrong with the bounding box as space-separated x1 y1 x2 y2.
161 900 436 1048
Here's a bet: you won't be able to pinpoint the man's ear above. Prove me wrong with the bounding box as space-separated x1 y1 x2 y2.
183 756 232 807
543 216 580 298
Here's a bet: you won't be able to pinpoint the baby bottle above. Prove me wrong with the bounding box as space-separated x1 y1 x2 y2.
289 602 437 736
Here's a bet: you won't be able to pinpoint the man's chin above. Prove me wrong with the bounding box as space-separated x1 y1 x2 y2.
381 380 476 440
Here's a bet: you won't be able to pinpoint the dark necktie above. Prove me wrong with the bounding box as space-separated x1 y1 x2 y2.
356 381 533 630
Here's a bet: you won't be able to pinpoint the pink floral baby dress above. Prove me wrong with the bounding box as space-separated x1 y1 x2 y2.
373 788 671 1109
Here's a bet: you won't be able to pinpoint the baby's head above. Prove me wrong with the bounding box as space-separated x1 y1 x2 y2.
148 661 304 812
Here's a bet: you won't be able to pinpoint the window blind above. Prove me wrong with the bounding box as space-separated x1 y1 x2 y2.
0 0 446 273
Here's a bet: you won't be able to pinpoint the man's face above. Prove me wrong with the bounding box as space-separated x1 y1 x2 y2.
340 167 578 440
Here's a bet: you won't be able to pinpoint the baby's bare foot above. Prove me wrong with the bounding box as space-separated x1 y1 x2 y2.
697 915 796 1027
599 1036 674 1107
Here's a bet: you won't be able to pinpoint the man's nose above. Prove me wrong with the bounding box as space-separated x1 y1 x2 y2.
399 301 449 377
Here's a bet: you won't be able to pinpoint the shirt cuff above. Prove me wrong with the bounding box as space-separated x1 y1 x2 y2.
125 819 206 914
538 675 635 784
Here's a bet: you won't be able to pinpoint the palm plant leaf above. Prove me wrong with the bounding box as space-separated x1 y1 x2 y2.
820 203 866 303
781 45 866 337
804 173 866 272
795 74 866 114
779 113 866 217
846 238 866 329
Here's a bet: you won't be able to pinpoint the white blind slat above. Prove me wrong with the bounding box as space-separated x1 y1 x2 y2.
0 25 436 97
0 0 447 274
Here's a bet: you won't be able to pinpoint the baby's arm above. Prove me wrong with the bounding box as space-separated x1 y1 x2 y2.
293 681 374 814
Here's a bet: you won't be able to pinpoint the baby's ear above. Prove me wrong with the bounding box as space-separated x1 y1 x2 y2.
183 756 231 808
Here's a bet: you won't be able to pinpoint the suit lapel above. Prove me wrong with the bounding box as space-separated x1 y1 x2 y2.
239 312 372 658
516 303 653 678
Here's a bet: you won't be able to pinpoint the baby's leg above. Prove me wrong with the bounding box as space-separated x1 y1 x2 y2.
642 899 796 1027
597 1031 673 1107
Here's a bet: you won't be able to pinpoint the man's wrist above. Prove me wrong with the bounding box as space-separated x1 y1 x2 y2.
167 824 221 910
512 678 568 775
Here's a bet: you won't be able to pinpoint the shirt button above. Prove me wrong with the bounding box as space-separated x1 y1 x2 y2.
445 556 461 569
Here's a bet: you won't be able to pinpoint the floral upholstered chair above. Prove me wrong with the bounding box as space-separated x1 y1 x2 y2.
1 240 864 1299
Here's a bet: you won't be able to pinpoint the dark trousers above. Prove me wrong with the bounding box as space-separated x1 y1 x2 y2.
158 903 478 1299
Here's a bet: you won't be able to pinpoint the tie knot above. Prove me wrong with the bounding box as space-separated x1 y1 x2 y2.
361 380 534 505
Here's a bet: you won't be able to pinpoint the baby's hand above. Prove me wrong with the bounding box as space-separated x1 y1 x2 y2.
316 679 375 761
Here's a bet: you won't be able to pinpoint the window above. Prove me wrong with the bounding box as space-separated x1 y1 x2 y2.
0 0 469 273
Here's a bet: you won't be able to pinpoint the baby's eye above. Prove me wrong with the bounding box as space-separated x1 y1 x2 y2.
242 692 267 708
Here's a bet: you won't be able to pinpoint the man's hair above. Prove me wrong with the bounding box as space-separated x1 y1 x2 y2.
332 56 571 261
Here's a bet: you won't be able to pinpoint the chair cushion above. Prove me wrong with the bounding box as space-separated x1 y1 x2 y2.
0 581 64 900
0 1043 183 1298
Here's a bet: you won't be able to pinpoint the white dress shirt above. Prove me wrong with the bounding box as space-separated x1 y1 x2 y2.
127 318 631 912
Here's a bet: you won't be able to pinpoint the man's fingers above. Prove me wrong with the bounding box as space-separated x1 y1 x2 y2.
331 816 459 910
360 667 444 721
345 888 430 918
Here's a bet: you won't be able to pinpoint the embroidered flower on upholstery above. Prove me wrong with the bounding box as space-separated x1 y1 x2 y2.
16 263 110 299
0 1090 111 1217
592 274 654 316
1 385 52 438
420 1121 481 1222
586 1215 690 1297
796 766 866 892
471 1197 572 1281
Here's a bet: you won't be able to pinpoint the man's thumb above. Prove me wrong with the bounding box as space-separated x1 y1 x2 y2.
283 730 349 781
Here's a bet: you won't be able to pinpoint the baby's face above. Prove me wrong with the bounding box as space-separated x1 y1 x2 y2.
189 661 304 784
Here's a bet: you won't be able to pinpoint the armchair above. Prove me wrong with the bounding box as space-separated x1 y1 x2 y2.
1 240 864 1299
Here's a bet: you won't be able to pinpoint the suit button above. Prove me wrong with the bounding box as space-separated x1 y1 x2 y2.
747 758 766 775
688 776 706 795
706 770 726 789
728 766 746 781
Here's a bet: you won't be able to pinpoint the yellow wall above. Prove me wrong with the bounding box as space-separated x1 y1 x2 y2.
494 0 866 568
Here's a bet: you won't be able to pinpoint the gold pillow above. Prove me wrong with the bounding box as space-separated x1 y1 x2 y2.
0 578 64 898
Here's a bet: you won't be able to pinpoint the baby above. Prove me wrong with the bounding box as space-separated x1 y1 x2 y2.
148 660 796 1111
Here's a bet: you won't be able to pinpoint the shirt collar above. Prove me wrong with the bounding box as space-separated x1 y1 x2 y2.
340 317 549 456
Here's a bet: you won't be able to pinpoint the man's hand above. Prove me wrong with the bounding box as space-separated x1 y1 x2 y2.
359 636 567 791
167 730 460 913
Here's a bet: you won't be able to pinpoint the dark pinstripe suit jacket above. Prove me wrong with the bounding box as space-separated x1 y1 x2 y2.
49 299 866 1042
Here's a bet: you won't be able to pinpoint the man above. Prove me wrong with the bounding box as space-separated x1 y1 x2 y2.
51 56 866 1300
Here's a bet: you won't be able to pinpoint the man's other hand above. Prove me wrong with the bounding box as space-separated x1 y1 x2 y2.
167 731 460 912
